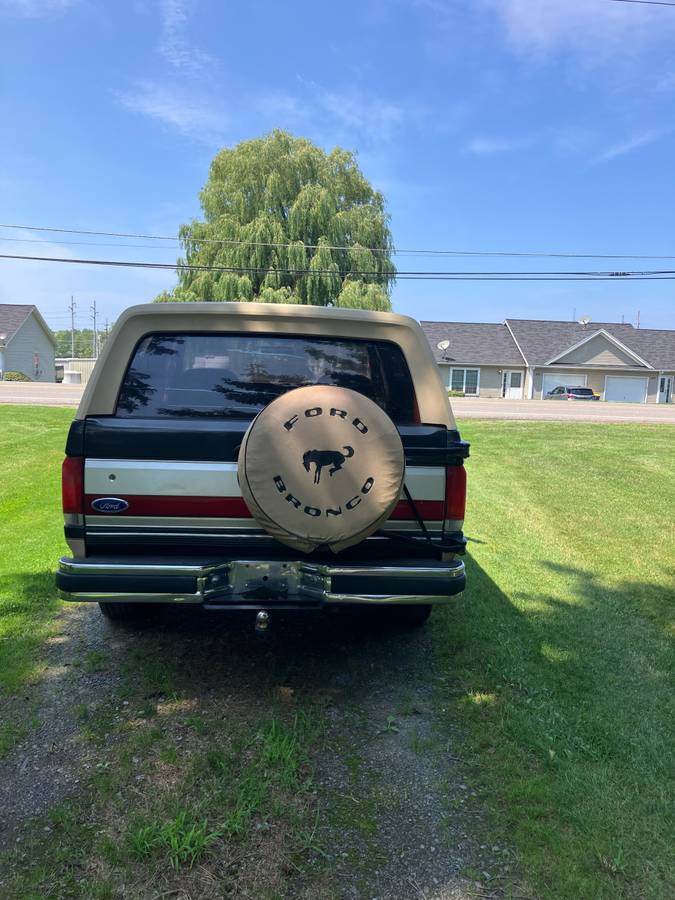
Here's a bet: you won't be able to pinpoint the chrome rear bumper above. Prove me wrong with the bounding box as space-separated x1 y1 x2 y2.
57 556 465 608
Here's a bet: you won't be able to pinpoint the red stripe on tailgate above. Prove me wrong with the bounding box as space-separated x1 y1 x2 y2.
85 496 444 521
388 499 444 520
85 495 251 517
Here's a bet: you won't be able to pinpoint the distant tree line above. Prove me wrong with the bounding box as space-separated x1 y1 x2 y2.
53 326 112 358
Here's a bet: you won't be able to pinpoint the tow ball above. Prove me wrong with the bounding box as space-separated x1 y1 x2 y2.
255 610 270 634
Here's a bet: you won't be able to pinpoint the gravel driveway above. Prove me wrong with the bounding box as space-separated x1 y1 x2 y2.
0 603 512 898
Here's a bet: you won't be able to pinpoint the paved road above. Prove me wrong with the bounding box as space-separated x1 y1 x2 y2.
0 382 82 407
2 382 674 424
452 396 675 424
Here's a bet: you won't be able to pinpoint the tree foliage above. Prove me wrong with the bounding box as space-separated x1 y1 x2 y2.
156 130 395 310
53 327 112 358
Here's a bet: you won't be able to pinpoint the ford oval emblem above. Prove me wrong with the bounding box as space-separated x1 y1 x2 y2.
91 497 129 514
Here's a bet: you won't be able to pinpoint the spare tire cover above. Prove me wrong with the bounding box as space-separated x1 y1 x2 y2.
238 385 405 553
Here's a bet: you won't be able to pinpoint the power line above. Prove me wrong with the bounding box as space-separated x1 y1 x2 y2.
0 236 179 251
3 251 675 281
609 1 675 7
3 221 675 261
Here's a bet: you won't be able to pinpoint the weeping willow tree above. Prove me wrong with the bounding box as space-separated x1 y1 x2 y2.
155 130 395 309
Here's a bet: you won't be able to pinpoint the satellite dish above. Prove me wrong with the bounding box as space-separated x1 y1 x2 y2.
578 316 591 326
437 339 450 351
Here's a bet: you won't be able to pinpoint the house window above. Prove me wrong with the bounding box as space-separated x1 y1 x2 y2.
449 368 480 395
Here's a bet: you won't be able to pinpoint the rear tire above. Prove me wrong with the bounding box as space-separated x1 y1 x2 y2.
98 602 161 623
385 604 432 628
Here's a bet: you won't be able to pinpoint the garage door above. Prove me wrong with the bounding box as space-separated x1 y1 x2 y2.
542 372 587 396
604 376 649 403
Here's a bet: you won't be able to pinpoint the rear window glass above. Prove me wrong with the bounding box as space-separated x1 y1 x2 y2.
569 387 594 395
116 333 416 423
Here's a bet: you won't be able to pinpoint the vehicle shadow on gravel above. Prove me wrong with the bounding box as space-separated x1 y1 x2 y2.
1 576 508 899
123 605 426 692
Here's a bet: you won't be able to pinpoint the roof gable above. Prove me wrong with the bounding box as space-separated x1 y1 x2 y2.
0 304 35 343
0 304 56 347
505 319 650 367
546 329 651 369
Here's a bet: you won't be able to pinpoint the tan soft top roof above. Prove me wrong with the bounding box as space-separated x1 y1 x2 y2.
77 302 455 427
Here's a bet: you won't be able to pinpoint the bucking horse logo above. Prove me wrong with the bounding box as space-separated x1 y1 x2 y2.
302 446 354 484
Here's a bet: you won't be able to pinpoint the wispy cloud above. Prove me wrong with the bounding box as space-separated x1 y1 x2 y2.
114 80 226 142
255 83 408 146
319 88 405 142
256 91 306 119
115 2 222 140
593 129 664 164
475 0 675 55
0 0 76 17
465 135 534 156
158 0 212 74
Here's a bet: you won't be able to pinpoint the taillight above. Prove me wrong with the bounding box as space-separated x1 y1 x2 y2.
62 456 84 514
444 465 467 523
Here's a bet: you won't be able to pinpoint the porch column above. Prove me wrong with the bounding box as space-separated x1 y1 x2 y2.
528 367 535 399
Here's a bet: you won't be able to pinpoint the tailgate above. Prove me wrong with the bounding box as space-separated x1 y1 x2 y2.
65 417 467 559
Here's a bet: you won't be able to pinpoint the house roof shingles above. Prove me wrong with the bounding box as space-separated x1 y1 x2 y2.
420 321 527 366
504 319 645 366
621 329 675 371
0 304 37 342
421 317 675 371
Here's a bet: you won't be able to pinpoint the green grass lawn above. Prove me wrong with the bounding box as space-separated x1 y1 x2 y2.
437 420 674 899
0 406 72 699
0 408 673 898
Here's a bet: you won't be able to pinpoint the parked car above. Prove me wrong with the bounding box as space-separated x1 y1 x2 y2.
545 385 599 400
57 303 469 629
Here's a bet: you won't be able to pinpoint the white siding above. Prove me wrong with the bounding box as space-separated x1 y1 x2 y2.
5 315 56 382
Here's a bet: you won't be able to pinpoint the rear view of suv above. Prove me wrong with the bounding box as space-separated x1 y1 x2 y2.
57 302 468 628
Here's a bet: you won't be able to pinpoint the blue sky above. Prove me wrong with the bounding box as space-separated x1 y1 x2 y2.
2 0 675 332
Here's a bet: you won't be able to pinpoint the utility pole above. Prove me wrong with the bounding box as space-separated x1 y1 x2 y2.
68 296 76 358
636 310 641 330
91 300 98 359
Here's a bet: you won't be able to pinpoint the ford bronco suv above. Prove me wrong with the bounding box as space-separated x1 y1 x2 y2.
57 302 468 628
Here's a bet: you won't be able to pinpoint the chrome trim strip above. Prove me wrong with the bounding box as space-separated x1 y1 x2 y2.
84 461 444 501
59 591 203 604
85 518 443 533
84 531 284 541
305 564 465 579
86 515 258 529
58 559 220 577
318 593 456 606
